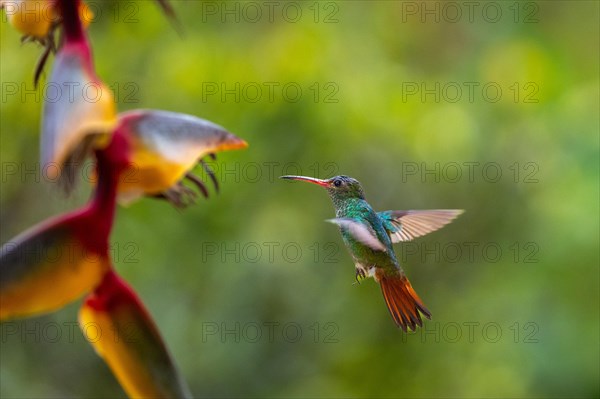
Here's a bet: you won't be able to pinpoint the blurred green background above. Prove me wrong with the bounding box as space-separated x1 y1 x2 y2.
1 1 598 398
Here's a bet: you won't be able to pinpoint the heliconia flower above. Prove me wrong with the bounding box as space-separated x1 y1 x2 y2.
40 40 117 186
112 109 248 207
34 0 116 188
0 131 129 320
0 0 93 41
1 0 94 85
1 0 56 40
0 210 111 320
79 269 192 398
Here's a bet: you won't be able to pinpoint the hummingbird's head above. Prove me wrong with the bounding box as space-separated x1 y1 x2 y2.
280 175 365 200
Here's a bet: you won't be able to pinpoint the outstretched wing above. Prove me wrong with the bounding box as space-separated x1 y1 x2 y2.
378 210 463 243
326 218 387 252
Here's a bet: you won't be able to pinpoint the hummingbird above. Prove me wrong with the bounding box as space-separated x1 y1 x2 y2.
280 175 463 331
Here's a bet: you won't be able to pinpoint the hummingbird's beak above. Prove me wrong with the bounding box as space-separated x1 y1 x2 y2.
280 175 329 187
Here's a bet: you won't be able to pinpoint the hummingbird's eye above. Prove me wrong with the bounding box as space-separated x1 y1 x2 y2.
333 179 342 187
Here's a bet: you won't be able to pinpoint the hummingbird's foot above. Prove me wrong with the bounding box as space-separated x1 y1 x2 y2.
354 268 367 284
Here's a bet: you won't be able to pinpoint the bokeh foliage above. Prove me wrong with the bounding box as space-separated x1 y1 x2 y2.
1 1 598 397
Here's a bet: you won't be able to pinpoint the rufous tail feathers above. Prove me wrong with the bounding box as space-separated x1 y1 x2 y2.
378 274 431 332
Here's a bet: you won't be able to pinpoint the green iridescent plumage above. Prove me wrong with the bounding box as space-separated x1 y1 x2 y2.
281 174 463 331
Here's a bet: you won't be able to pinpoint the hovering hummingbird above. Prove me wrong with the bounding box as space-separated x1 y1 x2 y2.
280 175 463 331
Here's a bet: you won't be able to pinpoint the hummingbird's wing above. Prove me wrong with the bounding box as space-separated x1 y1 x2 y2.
326 218 387 252
378 210 463 243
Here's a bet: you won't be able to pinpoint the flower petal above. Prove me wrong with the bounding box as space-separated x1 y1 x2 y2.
79 270 192 398
0 213 110 320
41 42 116 182
115 109 247 203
